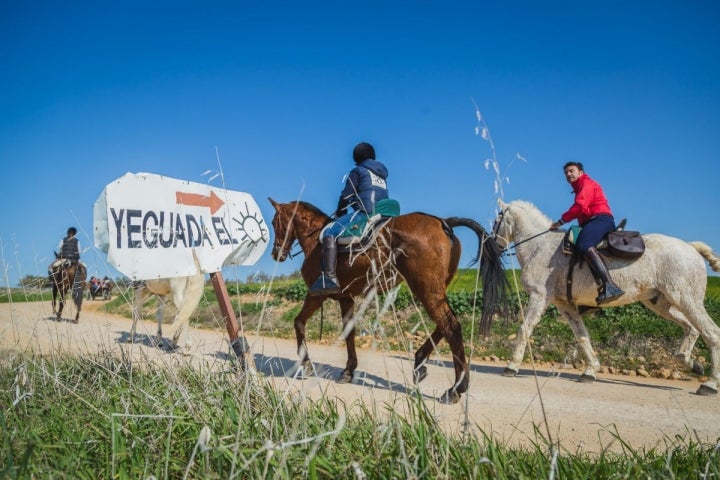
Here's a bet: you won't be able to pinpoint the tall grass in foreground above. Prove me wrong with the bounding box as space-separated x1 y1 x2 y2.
1 351 718 479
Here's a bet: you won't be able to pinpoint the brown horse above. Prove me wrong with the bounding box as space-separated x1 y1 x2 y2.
50 253 87 323
268 198 506 404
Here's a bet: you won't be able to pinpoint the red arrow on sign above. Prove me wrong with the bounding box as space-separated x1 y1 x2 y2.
175 190 225 214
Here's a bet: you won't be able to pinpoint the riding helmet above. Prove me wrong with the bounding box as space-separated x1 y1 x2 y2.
352 142 376 164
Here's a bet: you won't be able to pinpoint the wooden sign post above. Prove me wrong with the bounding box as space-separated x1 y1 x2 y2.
210 271 254 370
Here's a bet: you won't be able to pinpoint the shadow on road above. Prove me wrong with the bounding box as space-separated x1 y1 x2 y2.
44 315 77 324
213 348 438 401
422 356 685 393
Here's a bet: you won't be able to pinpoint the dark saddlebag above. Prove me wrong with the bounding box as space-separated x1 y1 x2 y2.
607 230 645 259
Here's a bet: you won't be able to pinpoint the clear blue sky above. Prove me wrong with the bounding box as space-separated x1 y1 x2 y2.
2 1 719 287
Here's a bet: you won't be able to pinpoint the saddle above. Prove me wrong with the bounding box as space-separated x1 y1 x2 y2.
321 199 401 254
52 258 85 272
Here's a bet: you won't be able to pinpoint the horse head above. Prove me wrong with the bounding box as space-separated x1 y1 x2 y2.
268 198 330 262
268 198 298 262
492 199 514 249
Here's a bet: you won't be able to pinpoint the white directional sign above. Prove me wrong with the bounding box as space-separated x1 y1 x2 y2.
93 172 269 280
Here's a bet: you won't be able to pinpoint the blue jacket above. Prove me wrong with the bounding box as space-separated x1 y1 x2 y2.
337 159 389 214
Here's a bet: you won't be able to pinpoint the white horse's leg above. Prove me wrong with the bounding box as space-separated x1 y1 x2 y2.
641 298 702 375
155 294 166 346
166 275 204 355
678 302 720 396
504 293 548 376
557 306 601 382
130 284 144 342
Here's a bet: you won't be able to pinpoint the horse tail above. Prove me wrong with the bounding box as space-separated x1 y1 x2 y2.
689 241 720 272
444 217 508 336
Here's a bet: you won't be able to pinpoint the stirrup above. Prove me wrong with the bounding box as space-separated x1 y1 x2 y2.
309 274 340 296
596 283 624 305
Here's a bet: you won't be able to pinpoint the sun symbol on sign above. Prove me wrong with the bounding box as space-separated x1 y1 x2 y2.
233 203 268 245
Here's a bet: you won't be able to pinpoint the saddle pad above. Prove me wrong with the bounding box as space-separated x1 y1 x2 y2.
562 225 583 255
373 198 400 217
326 199 401 246
337 214 378 245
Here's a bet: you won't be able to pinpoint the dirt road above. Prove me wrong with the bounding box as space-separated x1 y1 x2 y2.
1 300 718 455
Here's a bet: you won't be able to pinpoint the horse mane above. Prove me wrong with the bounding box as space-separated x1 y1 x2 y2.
296 201 330 220
511 200 553 224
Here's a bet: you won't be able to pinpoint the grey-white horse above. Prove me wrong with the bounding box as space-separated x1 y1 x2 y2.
491 199 720 396
130 274 206 354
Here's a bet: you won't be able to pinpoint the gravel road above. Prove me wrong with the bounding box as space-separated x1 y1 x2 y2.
1 300 718 455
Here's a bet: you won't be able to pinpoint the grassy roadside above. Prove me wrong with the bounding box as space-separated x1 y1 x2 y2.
1 351 718 478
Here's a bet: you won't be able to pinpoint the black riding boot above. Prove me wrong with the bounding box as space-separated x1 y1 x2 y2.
309 236 341 296
584 247 624 305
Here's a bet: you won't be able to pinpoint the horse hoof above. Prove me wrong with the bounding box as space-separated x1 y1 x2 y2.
696 383 718 396
577 374 596 384
159 340 179 352
438 389 461 405
691 360 705 376
414 366 428 384
336 370 353 384
502 367 518 377
301 360 314 377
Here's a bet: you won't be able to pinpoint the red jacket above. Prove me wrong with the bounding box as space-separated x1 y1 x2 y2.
560 174 613 226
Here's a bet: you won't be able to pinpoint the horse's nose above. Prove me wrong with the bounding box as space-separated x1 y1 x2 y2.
271 246 286 262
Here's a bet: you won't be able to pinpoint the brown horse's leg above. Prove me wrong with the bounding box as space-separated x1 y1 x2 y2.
56 295 63 320
52 285 58 316
294 295 324 376
440 308 468 404
55 285 65 321
337 297 357 384
414 328 444 383
423 300 467 404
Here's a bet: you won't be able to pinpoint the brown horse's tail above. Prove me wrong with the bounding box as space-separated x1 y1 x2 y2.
445 217 508 336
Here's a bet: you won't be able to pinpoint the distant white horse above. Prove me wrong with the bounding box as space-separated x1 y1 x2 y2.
491 199 720 396
130 274 206 354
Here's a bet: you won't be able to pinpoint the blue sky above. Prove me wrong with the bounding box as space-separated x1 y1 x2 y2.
2 1 719 287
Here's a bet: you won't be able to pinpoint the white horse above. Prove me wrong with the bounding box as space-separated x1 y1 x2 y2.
130 274 206 354
491 199 720 396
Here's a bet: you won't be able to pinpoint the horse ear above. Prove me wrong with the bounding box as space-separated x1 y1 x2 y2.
268 197 279 210
497 199 507 209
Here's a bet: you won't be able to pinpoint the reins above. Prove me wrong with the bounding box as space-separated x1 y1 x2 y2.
279 223 326 259
501 229 552 255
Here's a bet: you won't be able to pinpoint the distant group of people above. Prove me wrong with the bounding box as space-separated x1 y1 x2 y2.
88 275 113 299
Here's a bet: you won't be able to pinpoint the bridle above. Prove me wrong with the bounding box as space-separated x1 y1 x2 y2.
273 212 326 260
493 207 551 255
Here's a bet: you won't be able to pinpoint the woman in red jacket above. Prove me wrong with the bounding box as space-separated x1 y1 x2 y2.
550 162 624 305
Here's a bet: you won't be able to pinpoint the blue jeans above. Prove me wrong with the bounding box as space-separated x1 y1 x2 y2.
576 215 616 254
322 210 368 240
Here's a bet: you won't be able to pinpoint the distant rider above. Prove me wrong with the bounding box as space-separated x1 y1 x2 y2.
48 227 82 287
